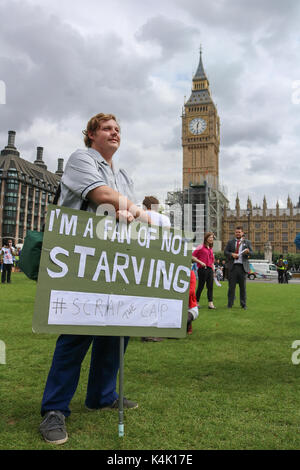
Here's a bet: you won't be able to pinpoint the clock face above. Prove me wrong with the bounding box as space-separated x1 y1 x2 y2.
189 118 207 135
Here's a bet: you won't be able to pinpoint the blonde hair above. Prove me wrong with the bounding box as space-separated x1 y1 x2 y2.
82 113 119 147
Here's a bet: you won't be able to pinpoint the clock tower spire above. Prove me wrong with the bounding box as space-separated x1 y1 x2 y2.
182 48 220 190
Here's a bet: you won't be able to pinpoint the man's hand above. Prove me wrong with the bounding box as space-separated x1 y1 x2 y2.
116 210 135 224
232 253 239 259
88 185 151 224
116 208 151 225
136 210 151 224
243 248 250 255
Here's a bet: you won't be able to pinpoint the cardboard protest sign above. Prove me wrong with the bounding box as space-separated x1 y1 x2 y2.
33 205 192 338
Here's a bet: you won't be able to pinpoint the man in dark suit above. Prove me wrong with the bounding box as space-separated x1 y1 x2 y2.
224 226 253 310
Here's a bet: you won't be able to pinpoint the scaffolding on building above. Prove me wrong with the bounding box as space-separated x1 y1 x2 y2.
165 181 228 250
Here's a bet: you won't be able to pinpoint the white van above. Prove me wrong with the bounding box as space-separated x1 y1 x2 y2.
248 260 278 280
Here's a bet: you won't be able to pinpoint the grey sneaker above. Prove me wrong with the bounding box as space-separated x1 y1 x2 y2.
39 410 68 444
102 397 138 410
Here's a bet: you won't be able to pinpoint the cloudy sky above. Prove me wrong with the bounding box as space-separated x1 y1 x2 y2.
0 0 300 209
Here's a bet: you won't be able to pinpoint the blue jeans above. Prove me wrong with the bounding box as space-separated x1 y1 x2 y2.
41 334 129 417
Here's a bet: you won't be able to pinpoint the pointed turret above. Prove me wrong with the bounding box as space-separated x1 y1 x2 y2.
185 47 213 106
263 195 267 216
223 203 228 218
287 195 293 216
247 196 253 214
194 46 207 80
182 46 221 191
235 193 240 217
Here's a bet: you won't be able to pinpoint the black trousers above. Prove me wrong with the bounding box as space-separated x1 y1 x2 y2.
227 264 247 307
1 264 12 283
196 267 214 303
278 270 284 283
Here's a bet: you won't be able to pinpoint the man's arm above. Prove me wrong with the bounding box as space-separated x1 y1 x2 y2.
87 185 151 223
242 240 253 257
246 240 253 256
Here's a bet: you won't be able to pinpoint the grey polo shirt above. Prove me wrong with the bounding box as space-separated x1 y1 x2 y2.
59 147 136 212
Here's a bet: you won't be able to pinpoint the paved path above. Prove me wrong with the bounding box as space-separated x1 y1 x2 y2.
248 279 300 284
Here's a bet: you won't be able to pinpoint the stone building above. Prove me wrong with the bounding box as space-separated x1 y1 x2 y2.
0 130 63 246
222 195 300 254
166 49 228 249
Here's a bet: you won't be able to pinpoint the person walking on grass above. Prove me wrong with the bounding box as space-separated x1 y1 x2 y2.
192 232 216 310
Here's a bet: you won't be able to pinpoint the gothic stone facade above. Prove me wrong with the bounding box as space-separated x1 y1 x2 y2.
222 196 300 254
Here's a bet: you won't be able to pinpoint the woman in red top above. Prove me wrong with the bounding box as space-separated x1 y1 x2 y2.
192 232 216 309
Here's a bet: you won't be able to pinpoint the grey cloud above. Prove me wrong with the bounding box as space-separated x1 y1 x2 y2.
221 117 280 148
135 15 200 60
118 143 181 203
246 156 272 174
173 0 300 37
161 124 181 151
220 149 240 169
0 1 170 132
236 183 299 209
1 0 299 211
209 60 244 108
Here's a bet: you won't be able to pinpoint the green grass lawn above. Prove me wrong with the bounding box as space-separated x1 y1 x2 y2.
0 273 300 450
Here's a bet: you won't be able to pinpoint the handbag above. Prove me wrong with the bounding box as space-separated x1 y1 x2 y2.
19 230 44 280
19 185 88 280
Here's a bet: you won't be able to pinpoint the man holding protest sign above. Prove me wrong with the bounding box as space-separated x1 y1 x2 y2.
39 113 150 445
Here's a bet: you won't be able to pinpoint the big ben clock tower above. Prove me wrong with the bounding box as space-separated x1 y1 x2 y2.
182 49 220 190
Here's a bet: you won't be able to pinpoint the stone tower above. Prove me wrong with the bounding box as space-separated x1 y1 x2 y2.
181 48 220 190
